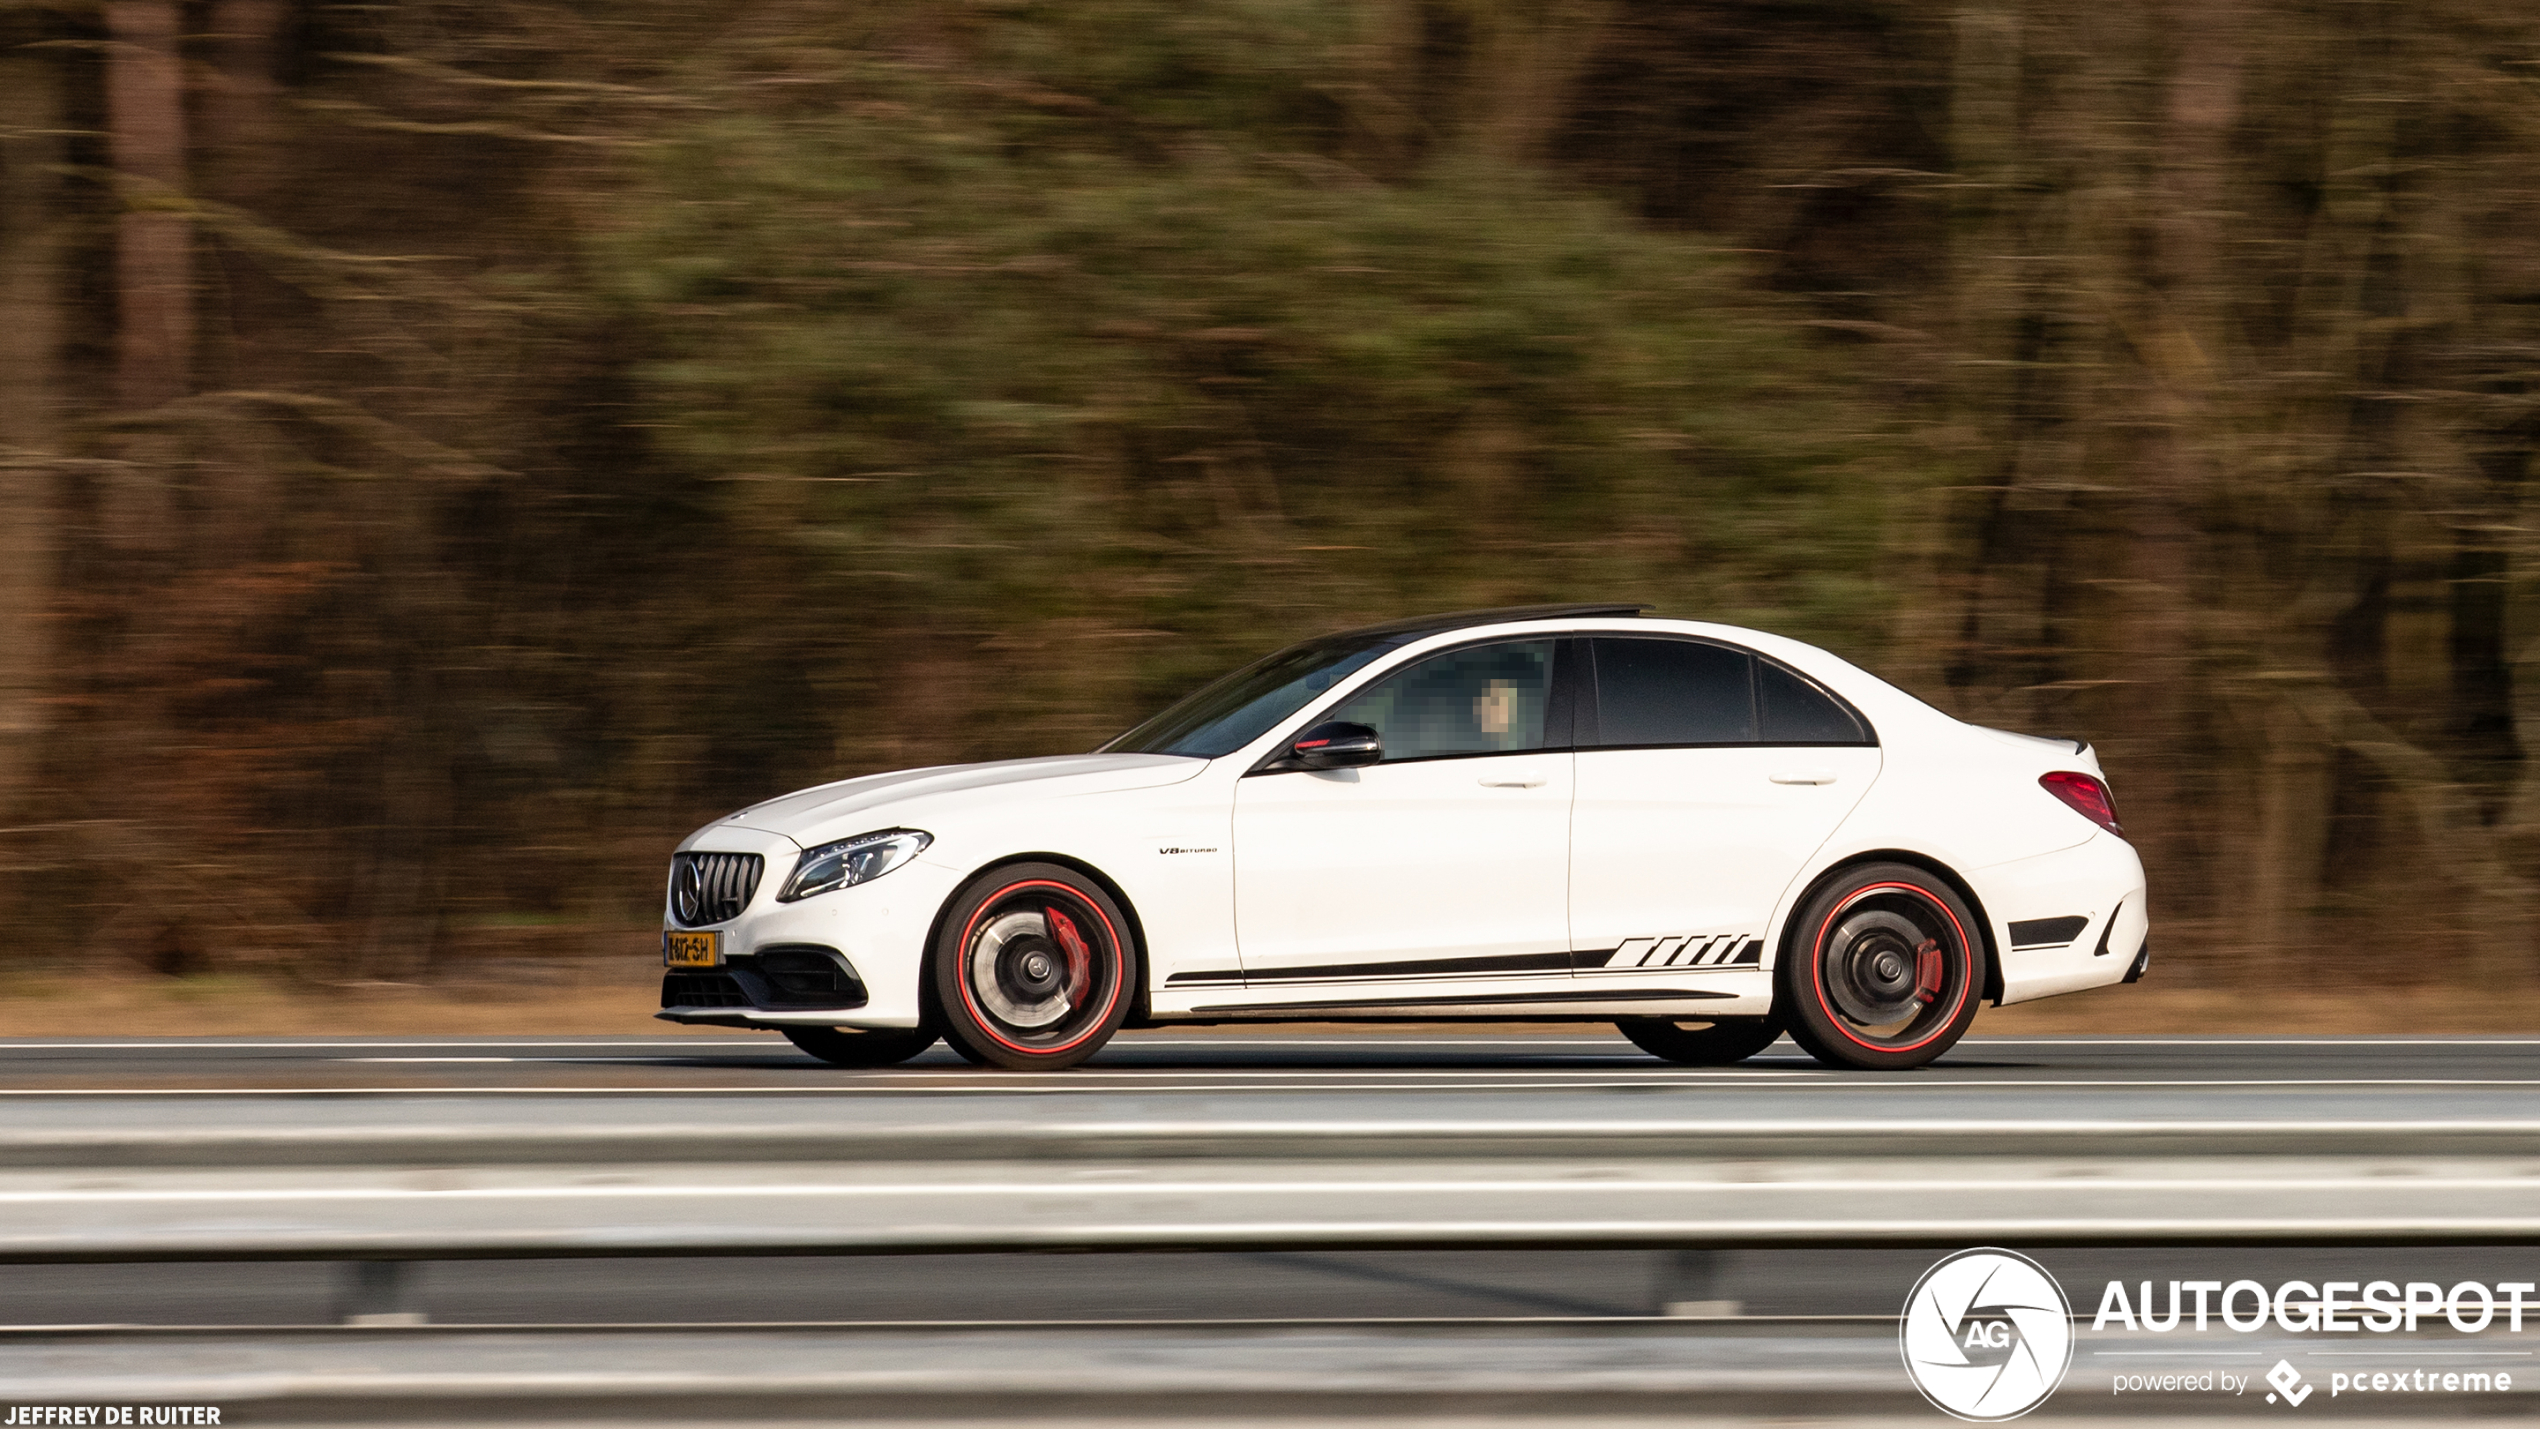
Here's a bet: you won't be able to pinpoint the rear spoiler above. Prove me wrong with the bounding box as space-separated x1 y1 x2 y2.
1979 726 2094 760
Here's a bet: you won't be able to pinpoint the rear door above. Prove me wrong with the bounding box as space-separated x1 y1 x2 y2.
1232 638 1575 987
1568 637 1879 975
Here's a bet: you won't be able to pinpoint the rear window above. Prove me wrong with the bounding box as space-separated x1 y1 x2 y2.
1590 638 1754 746
1759 661 1869 744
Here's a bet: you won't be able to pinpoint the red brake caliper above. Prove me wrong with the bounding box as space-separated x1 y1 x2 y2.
1044 904 1093 1001
1912 937 1943 1005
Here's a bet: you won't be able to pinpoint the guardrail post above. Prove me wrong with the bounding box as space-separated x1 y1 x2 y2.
335 1260 425 1325
1656 1248 1740 1317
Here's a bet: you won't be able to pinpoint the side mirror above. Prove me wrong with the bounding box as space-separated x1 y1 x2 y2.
1291 721 1382 770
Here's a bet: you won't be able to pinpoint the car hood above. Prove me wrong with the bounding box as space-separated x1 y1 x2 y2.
696 753 1207 848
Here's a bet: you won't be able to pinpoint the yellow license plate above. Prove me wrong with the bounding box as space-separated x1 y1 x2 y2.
664 930 720 968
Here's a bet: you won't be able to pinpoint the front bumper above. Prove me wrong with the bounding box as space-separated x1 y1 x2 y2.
658 1004 891 1029
654 833 962 1030
658 943 872 1028
659 1010 891 1027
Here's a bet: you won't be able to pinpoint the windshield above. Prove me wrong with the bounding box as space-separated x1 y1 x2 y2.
1101 633 1412 759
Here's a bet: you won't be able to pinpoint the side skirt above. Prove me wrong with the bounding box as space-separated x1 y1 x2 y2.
1185 987 1736 1017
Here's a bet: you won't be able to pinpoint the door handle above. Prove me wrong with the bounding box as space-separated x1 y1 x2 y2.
1479 778 1547 788
1769 770 1838 785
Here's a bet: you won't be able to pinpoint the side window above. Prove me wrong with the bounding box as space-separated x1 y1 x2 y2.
1590 638 1754 746
1327 640 1555 762
1759 661 1870 744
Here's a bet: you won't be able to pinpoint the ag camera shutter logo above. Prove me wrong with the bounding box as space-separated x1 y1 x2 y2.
1902 1248 2075 1421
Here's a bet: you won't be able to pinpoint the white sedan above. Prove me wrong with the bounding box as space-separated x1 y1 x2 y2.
658 605 2147 1070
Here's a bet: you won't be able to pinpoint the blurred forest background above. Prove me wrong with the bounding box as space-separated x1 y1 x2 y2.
0 0 2535 996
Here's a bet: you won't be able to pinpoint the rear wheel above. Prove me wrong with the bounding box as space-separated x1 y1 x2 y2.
933 862 1138 1071
782 1025 938 1067
1776 863 1982 1071
1615 1017 1782 1066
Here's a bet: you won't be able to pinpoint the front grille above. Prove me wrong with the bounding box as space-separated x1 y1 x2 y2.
661 971 750 1008
669 851 764 927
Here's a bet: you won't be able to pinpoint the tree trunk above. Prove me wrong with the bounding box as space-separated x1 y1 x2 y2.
0 33 66 816
103 0 191 414
2112 0 2245 956
201 0 289 170
1463 0 1615 170
1938 0 2040 714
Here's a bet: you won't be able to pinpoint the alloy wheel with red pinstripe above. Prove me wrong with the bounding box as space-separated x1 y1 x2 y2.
932 862 1139 1070
1777 863 1983 1070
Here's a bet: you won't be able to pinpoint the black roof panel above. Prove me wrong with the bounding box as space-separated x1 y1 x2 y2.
1329 603 1652 640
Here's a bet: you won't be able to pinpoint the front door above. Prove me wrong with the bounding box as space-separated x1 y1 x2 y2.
1233 638 1574 989
1569 637 1880 971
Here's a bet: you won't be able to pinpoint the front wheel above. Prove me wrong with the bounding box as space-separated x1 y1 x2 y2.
1776 863 1983 1071
932 862 1138 1071
782 1026 939 1067
1616 1017 1782 1066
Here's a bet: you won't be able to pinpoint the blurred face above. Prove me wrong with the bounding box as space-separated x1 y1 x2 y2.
1475 678 1519 736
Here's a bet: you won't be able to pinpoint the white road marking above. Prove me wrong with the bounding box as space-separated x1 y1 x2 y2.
1111 1042 1638 1050
1958 1038 2540 1047
0 1040 779 1051
2 1077 2540 1096
342 1056 813 1065
1 1034 2537 1051
332 1058 1684 1069
868 1065 1780 1078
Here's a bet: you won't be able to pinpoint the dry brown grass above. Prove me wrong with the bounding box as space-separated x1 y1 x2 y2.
0 966 724 1037
1974 983 2540 1034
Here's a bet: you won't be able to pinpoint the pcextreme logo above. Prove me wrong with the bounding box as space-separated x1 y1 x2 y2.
1902 1248 2076 1421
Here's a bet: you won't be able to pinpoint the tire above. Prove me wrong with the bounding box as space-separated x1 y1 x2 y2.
1615 1017 1783 1066
782 1025 938 1067
931 862 1138 1071
1775 862 1983 1071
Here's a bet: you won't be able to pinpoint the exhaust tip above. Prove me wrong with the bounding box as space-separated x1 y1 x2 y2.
2123 939 2150 984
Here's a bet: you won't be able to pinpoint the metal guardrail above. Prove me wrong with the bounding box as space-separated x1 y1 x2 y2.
4 1117 2538 1264
6 1115 2539 1165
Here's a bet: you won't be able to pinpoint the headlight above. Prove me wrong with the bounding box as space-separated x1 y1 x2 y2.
778 829 932 902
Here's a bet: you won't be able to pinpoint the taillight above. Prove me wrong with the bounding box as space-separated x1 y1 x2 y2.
2039 771 2123 836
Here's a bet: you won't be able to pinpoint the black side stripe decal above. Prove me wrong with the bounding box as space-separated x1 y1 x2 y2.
1171 940 1767 986
2009 915 2088 949
1168 949 1572 986
1192 988 1737 1015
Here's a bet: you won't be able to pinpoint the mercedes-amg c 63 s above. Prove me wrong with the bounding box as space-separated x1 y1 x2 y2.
657 605 2147 1070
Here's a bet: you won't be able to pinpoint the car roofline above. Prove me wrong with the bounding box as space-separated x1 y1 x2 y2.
1312 603 1651 641
1351 613 1958 747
